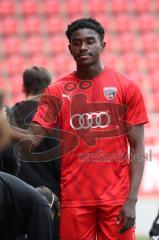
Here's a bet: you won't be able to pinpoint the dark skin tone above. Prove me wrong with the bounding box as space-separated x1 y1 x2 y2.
69 28 145 233
68 28 106 80
10 28 145 234
11 29 107 148
118 124 145 233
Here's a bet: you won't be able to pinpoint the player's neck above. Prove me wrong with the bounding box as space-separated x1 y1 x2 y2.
76 62 104 80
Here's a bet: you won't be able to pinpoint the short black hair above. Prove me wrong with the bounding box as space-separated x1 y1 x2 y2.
66 17 105 42
23 66 51 96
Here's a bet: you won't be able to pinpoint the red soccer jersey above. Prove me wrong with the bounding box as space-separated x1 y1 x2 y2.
33 67 148 207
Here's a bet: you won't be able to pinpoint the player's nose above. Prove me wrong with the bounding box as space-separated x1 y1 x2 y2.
80 42 88 51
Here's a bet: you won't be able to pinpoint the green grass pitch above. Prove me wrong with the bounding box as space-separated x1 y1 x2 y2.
137 236 148 240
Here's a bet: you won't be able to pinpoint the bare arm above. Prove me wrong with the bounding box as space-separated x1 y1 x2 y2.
127 124 145 201
128 125 145 200
118 124 146 233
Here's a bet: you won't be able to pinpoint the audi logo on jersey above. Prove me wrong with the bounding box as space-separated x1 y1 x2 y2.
70 112 110 130
70 93 132 146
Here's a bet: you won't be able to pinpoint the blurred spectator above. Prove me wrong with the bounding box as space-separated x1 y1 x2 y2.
149 211 159 240
0 93 19 174
0 106 20 175
10 66 60 239
0 142 20 175
16 186 60 240
0 171 53 240
0 93 11 150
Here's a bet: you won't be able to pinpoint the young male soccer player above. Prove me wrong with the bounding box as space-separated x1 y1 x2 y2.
11 18 148 239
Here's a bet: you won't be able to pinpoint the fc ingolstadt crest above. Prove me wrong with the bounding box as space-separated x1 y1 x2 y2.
103 87 117 100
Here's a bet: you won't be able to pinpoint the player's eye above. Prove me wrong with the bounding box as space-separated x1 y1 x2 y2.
72 41 80 46
87 39 95 45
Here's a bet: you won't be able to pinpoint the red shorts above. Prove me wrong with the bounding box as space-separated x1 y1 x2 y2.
60 203 135 240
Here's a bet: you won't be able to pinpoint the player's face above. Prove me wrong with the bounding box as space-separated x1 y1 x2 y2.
69 28 105 66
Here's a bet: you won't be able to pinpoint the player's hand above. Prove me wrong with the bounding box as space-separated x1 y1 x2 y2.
117 198 136 233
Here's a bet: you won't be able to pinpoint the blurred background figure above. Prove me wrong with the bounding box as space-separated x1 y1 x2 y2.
149 211 159 240
0 92 19 174
0 93 20 175
9 66 60 239
0 171 53 240
0 92 11 150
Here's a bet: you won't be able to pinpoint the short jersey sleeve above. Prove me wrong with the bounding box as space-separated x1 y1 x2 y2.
125 81 148 126
33 85 63 130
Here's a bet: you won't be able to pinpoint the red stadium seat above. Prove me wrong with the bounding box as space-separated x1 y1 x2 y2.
152 16 159 32
141 33 158 52
145 136 157 145
7 74 25 105
104 34 120 52
92 14 111 32
0 0 15 16
25 36 45 55
43 0 62 15
48 35 68 54
153 0 159 11
145 51 159 73
137 14 155 32
125 70 145 89
22 16 41 35
0 78 5 89
87 0 108 15
118 33 136 52
131 0 151 13
122 52 141 72
7 55 25 75
19 0 39 15
0 58 6 75
153 93 159 112
29 54 49 68
64 0 84 15
51 54 70 76
1 17 19 35
152 114 159 128
142 92 154 112
114 14 134 33
3 36 22 55
149 71 159 93
9 74 23 93
110 0 128 14
102 52 118 69
45 16 66 34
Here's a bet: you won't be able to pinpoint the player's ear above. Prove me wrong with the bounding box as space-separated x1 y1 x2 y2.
100 41 106 52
